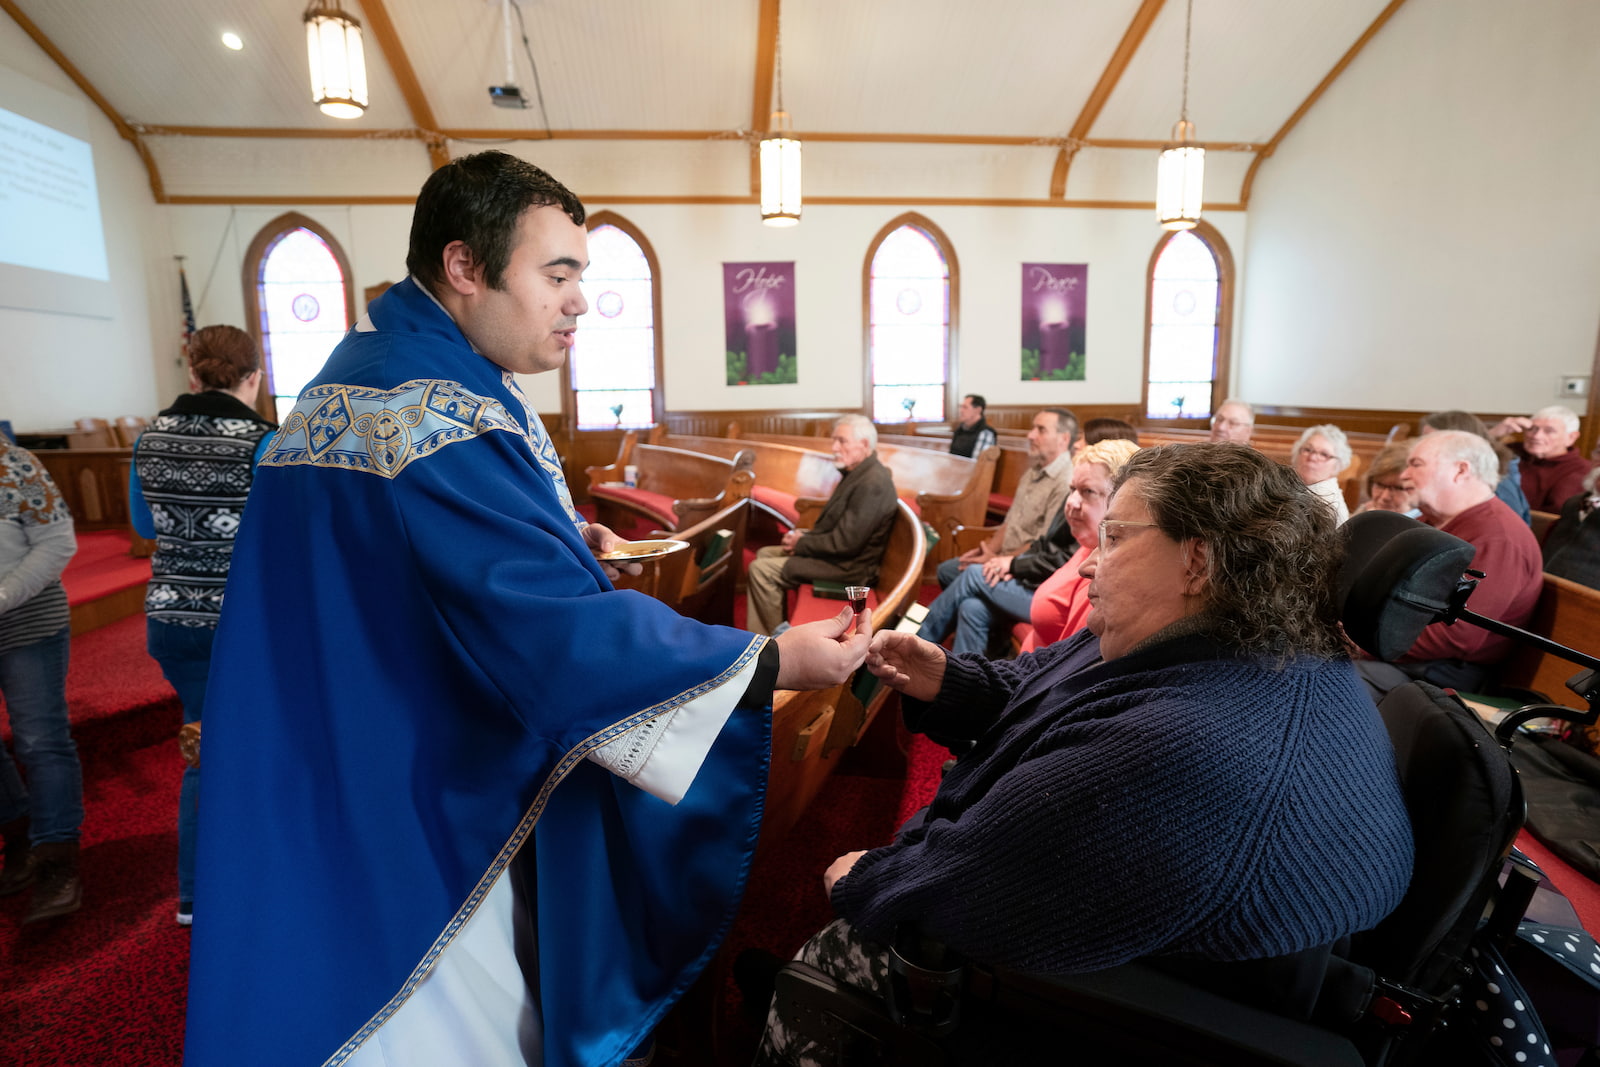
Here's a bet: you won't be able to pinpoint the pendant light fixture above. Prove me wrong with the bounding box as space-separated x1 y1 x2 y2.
759 2 801 227
1157 0 1204 230
304 1 368 120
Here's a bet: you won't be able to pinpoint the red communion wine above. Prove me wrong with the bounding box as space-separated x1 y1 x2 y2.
847 587 869 615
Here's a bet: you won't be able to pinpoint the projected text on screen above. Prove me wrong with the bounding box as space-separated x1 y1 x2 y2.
0 105 109 282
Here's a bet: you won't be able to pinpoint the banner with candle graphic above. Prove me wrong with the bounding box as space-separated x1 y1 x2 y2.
724 262 798 386
1020 263 1087 381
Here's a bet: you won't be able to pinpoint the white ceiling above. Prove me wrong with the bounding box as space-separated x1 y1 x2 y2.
6 0 1403 204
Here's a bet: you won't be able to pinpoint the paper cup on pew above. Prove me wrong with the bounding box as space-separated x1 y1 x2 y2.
624 464 639 488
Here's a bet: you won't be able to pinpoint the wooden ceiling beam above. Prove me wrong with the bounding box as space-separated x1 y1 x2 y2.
1240 0 1410 204
162 191 1246 211
750 0 781 193
133 124 1265 153
0 0 166 201
1051 0 1166 199
357 0 449 169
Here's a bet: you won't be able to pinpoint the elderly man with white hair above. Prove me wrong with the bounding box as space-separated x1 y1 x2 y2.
1490 404 1593 512
745 414 900 636
1354 430 1543 700
1208 398 1255 444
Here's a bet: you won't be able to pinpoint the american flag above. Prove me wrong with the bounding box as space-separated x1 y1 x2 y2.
179 263 196 353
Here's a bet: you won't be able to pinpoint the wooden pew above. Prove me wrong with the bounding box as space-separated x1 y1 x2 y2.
655 429 995 578
763 498 927 841
585 433 755 532
1531 509 1560 544
1500 573 1600 713
646 429 842 529
611 489 751 628
1136 424 1375 512
738 431 997 573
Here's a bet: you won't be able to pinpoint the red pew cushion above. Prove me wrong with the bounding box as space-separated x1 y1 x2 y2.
787 585 879 628
589 485 677 528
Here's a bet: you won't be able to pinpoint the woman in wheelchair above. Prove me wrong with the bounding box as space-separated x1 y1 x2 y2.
755 444 1416 1065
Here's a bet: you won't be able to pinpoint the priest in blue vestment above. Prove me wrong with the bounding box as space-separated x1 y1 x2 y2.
183 152 869 1067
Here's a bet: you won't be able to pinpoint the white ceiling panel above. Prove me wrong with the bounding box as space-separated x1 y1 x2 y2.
464 138 753 198
2 0 1428 204
783 0 1142 136
13 0 414 128
149 135 433 198
1091 0 1393 144
387 0 759 132
802 142 1059 200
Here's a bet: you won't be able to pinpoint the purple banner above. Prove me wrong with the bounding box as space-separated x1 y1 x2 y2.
1020 263 1087 381
724 262 798 386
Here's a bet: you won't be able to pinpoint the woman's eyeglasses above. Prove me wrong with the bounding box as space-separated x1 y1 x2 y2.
1098 519 1160 555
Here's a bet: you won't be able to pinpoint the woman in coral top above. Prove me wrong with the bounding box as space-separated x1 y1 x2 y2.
1020 439 1140 653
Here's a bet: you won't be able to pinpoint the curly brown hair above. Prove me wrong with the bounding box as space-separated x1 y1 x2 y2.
1112 443 1345 660
187 325 260 391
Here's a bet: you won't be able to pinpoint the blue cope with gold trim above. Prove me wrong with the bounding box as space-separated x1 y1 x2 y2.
184 277 772 1066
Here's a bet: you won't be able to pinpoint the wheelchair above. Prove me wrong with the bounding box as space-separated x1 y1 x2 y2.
767 511 1599 1066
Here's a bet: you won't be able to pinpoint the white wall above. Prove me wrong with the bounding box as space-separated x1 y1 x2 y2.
0 19 170 433
162 197 1246 422
1237 0 1600 415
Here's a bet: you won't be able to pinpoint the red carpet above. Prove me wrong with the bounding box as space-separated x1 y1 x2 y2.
59 531 150 607
1 614 185 1067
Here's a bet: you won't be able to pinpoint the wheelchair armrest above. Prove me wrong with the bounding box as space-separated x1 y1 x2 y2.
982 963 1368 1067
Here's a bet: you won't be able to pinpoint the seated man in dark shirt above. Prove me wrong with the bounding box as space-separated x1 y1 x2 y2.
745 415 899 635
1355 430 1542 699
1490 405 1592 512
948 394 996 458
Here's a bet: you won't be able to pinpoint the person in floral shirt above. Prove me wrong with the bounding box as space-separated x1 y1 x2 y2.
0 436 82 922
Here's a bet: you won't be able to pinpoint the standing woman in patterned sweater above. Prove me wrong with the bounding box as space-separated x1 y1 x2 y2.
130 325 275 926
0 437 83 923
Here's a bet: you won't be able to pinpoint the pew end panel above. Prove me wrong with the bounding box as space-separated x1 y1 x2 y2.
1499 573 1600 713
611 495 751 627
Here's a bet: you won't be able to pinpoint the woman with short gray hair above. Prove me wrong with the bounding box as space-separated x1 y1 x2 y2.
1291 423 1352 524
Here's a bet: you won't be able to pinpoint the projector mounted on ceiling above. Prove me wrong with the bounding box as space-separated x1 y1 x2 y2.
488 85 526 109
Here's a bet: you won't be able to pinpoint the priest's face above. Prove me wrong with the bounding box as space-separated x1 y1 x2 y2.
460 204 589 376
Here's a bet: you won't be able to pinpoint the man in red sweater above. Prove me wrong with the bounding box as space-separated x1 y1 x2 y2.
1355 430 1543 700
1490 405 1592 512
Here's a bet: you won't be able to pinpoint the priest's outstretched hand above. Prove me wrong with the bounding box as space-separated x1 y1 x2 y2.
866 630 947 702
774 606 872 691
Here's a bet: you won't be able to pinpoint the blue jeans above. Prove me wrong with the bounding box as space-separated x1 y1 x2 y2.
148 619 216 905
916 564 1037 657
0 626 83 844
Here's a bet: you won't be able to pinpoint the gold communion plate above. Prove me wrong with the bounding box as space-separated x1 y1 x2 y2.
595 539 691 561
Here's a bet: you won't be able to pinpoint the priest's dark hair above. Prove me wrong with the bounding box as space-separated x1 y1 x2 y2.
406 150 586 296
1113 443 1346 661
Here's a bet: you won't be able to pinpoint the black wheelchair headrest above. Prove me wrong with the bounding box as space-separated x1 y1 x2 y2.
1339 511 1477 661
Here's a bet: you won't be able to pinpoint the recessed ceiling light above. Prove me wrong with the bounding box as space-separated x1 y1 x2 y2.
221 32 243 51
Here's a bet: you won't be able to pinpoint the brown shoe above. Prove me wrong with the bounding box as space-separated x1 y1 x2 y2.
23 841 81 923
0 816 32 896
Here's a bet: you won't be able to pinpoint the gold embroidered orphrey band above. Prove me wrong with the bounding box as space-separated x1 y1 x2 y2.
261 379 522 480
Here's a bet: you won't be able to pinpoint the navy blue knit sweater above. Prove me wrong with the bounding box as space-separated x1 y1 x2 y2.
831 628 1414 974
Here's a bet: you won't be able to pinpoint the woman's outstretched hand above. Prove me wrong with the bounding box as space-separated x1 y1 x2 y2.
865 629 947 703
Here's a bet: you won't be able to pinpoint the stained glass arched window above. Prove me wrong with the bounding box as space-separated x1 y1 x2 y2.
244 214 354 423
1143 220 1234 421
568 214 661 430
865 215 957 424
